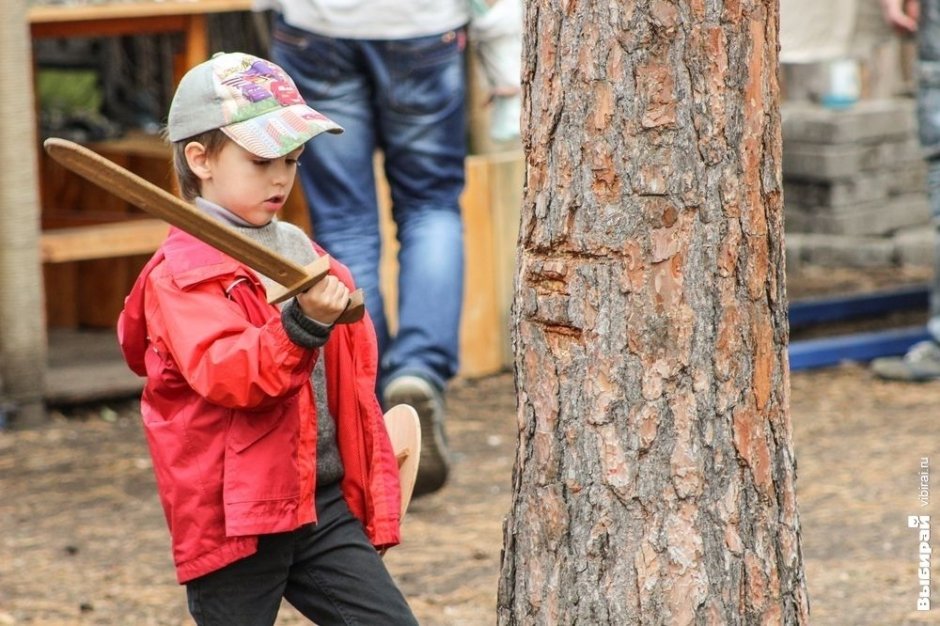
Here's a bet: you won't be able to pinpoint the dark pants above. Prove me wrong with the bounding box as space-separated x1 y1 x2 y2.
185 484 418 625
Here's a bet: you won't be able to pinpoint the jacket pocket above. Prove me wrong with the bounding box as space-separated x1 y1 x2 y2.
227 402 289 453
223 397 303 535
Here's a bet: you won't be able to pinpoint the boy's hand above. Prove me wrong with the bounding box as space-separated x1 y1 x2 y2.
881 0 919 33
296 275 350 325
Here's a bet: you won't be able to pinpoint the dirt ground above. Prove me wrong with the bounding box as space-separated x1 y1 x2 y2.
2 267 940 625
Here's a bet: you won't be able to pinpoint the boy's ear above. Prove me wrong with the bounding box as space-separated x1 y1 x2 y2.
184 141 212 180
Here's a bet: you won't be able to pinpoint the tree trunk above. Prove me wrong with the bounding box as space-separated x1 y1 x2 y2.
498 1 808 623
0 0 48 425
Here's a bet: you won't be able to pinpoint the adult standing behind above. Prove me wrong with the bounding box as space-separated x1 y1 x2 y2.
873 0 940 380
254 0 471 497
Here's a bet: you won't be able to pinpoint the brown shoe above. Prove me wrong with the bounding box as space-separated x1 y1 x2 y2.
383 375 450 496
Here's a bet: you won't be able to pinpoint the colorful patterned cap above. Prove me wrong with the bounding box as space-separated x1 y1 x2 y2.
167 52 342 158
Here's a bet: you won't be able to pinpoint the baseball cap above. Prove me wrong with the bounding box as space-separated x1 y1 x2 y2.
167 52 342 158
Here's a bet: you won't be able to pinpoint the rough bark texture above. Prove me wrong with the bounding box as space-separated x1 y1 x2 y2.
498 1 809 624
0 0 47 424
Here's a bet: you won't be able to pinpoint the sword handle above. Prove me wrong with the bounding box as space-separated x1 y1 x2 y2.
265 258 365 325
335 290 366 325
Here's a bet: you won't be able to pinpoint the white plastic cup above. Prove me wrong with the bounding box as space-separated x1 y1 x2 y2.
820 59 860 110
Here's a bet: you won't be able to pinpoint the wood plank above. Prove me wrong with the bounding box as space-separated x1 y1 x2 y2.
43 263 79 328
78 257 133 328
39 149 86 220
375 154 398 333
41 147 136 221
87 132 170 160
179 13 209 82
459 155 504 377
487 151 524 367
46 330 143 406
30 14 189 39
41 219 169 263
39 141 172 326
43 211 151 228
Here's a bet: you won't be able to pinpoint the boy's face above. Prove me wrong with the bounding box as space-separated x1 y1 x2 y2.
195 140 303 226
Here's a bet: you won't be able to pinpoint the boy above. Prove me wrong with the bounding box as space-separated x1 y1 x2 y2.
117 52 418 625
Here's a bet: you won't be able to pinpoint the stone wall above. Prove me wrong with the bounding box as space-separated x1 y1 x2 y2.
778 1 934 273
782 99 933 270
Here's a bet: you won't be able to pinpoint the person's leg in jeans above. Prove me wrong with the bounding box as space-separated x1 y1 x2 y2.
273 21 467 494
284 484 418 625
271 19 392 357
367 32 467 495
367 32 466 392
873 0 940 380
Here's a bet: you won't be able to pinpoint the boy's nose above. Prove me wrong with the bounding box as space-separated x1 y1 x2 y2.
272 164 292 184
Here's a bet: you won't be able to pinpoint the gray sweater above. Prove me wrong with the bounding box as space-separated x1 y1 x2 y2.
196 198 345 488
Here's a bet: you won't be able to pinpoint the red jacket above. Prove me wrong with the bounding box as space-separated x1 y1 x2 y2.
117 228 401 584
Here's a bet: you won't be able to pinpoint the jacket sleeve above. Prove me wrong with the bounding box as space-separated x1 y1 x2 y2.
147 272 314 410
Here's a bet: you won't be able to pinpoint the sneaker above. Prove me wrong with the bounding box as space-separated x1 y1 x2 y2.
871 340 940 382
383 375 450 496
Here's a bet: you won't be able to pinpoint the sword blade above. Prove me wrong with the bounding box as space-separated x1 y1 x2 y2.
43 138 364 323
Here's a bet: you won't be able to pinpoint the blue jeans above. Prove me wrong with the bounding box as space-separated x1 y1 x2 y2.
272 17 467 392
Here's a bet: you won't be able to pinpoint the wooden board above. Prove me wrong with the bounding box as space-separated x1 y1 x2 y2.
45 329 144 406
40 219 169 263
458 153 503 375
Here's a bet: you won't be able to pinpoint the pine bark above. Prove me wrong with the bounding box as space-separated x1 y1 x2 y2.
498 1 809 623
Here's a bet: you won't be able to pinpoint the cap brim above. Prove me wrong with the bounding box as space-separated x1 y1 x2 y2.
221 103 343 158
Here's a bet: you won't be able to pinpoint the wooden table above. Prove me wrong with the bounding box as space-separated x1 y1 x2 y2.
28 0 252 83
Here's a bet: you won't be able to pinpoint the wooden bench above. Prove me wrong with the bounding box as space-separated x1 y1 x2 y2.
41 219 169 263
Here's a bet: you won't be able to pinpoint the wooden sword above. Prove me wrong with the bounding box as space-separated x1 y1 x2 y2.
43 137 364 324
